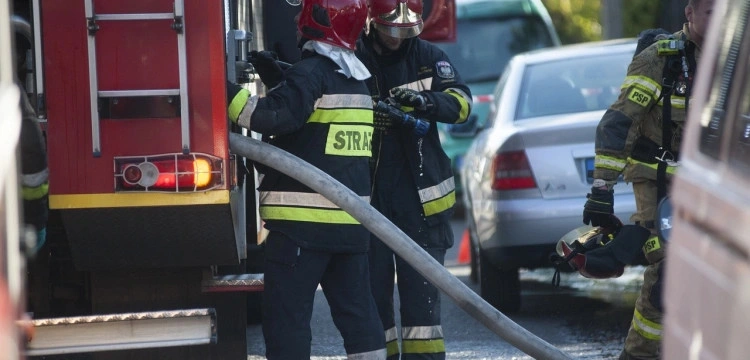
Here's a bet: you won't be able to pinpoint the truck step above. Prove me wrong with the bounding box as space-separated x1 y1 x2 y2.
25 308 216 356
202 273 264 292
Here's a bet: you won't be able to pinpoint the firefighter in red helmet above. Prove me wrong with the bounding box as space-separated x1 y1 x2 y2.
355 0 472 358
226 0 385 358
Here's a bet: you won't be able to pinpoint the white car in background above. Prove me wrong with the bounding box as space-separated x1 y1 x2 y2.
460 39 638 312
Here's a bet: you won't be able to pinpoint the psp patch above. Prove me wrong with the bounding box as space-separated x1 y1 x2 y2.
436 61 455 79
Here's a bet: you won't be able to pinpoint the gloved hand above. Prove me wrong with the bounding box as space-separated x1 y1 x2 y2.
391 88 429 111
583 186 616 227
373 101 395 130
249 50 284 89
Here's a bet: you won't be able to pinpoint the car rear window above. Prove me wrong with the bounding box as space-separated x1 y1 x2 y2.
516 51 632 119
435 17 556 84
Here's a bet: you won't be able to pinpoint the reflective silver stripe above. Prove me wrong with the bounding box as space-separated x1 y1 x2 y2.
622 75 661 98
632 309 662 340
594 156 626 172
314 93 372 110
446 87 472 106
384 326 399 342
260 191 369 208
22 168 49 188
237 95 259 129
399 78 433 92
418 177 455 204
401 325 444 340
347 348 387 360
657 95 686 109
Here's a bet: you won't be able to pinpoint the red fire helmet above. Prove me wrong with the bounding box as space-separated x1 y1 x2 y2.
368 0 424 39
297 0 369 50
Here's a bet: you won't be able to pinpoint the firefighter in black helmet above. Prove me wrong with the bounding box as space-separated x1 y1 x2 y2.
355 0 472 358
225 0 386 358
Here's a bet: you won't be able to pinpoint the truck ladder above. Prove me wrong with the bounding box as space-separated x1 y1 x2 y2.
84 0 191 157
25 308 216 356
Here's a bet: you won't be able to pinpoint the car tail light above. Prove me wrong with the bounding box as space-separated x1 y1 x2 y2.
114 153 224 192
472 94 494 104
491 151 536 190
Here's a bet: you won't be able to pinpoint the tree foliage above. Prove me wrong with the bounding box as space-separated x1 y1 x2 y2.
540 0 661 44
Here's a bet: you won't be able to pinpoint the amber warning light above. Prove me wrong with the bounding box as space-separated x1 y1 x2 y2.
114 153 223 192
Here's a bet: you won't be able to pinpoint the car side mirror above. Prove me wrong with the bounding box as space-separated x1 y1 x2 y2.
656 196 672 243
447 114 479 138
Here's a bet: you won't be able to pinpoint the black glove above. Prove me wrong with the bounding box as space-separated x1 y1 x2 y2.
391 88 430 111
373 101 395 131
583 186 616 227
249 50 284 89
373 100 430 137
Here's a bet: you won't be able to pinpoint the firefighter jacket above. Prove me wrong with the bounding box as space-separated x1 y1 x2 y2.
227 51 374 253
19 85 49 232
594 24 699 184
355 32 472 226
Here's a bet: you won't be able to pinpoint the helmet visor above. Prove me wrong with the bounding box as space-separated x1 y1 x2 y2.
372 1 423 38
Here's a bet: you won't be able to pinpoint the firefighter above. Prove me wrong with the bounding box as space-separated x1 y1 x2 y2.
582 0 715 359
18 83 48 255
225 0 386 358
354 0 472 358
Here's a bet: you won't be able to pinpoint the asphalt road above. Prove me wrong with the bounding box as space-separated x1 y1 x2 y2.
246 219 643 359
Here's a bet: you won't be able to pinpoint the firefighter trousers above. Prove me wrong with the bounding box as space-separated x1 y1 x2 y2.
369 235 447 360
262 232 386 360
621 180 666 360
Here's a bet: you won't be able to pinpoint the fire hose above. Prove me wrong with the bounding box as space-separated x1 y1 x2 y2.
229 133 573 360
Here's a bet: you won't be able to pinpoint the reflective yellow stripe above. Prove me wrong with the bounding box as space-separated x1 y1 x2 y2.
326 124 372 156
385 326 399 357
402 339 445 354
627 158 679 174
22 182 48 201
595 155 627 172
423 191 455 216
401 325 445 355
228 88 250 123
419 177 455 216
313 93 372 109
49 190 230 209
632 308 662 340
446 88 471 123
260 191 369 208
386 341 400 358
259 206 360 224
643 236 661 254
622 75 661 99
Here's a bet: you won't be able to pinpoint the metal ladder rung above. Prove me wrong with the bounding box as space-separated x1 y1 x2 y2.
96 13 174 21
99 89 180 98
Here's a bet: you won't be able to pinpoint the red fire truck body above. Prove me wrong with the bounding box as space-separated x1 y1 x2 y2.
23 1 255 358
11 0 457 358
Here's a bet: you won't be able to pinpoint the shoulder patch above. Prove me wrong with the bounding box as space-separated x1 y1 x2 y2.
436 61 455 79
627 88 651 107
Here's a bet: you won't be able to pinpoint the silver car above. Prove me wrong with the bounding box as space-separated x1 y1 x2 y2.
460 39 638 312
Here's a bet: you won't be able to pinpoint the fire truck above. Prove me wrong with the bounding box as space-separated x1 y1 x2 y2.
6 0 458 359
